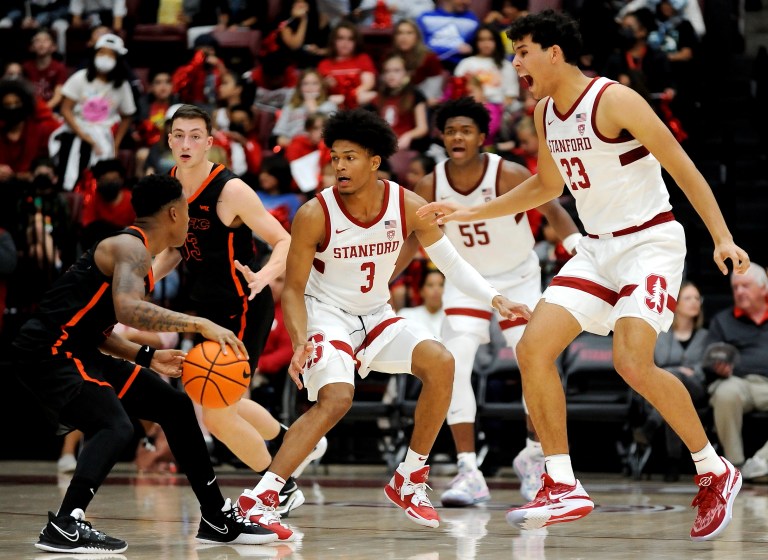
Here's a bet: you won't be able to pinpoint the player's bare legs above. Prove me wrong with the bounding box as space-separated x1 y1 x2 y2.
236 399 282 440
449 424 475 454
515 302 582 457
612 317 707 452
268 382 353 478
409 340 455 452
202 405 272 471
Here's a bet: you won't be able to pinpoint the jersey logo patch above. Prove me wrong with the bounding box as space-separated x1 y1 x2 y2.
644 274 668 314
199 205 210 212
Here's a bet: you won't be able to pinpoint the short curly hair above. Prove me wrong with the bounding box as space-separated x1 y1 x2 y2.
506 10 583 65
322 108 398 160
434 97 490 135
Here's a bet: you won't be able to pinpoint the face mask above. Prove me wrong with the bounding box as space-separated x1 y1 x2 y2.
94 55 116 73
229 123 247 135
97 180 122 202
1 106 26 126
620 27 638 49
32 174 55 193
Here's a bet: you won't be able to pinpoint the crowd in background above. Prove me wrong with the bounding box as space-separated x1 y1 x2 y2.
1 0 766 481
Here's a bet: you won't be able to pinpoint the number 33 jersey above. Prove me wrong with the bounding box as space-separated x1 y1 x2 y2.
435 152 535 276
544 76 671 236
306 181 408 316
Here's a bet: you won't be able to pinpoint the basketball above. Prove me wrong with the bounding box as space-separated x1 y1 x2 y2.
181 341 251 408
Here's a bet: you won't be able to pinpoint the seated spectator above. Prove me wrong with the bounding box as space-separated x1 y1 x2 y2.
263 0 331 70
397 269 445 339
172 34 227 113
631 281 709 481
389 19 445 106
1 1 69 51
257 156 304 229
0 78 60 184
134 70 176 177
403 153 436 190
144 104 180 176
370 53 429 152
249 55 299 112
417 0 480 71
79 158 135 248
317 20 377 109
706 264 768 470
220 104 263 180
70 0 127 32
484 0 529 59
218 0 270 31
22 28 69 111
214 70 254 130
52 34 136 191
273 69 337 149
2 61 24 80
284 113 331 193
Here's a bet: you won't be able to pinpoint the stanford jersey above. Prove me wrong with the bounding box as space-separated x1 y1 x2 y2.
172 164 256 302
435 153 535 275
544 77 671 235
306 181 407 315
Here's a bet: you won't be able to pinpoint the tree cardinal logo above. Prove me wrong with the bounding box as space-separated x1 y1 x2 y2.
645 274 668 314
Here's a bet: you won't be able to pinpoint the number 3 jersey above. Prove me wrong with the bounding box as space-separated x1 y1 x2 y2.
544 76 671 236
305 181 408 315
434 152 535 276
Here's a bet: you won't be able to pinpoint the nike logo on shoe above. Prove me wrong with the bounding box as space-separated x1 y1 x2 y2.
50 522 79 542
202 518 229 534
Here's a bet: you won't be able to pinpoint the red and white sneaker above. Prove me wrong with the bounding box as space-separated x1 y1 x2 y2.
235 489 297 542
384 466 440 528
690 457 742 541
505 473 594 530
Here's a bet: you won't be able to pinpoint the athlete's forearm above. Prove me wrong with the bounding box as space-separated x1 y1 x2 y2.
116 300 205 334
282 288 308 348
472 175 560 221
258 237 290 284
99 331 141 362
424 236 499 307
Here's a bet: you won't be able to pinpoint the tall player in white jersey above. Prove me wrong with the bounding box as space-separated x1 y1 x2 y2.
238 109 530 539
419 11 750 542
405 97 581 506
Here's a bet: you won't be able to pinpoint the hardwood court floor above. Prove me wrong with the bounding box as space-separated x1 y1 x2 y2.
1 461 766 560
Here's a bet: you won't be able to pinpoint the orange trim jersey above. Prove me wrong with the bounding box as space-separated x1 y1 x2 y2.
172 164 256 302
305 181 408 315
13 227 154 354
435 153 536 275
544 76 672 235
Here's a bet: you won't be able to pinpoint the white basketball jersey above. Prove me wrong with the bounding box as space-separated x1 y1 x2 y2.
544 76 672 235
435 153 536 275
305 181 407 315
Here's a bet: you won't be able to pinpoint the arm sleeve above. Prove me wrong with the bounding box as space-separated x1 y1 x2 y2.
423 235 500 307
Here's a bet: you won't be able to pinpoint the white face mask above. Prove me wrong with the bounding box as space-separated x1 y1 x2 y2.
94 55 116 73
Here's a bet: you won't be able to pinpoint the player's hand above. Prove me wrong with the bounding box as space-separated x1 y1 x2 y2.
234 260 269 300
492 295 532 321
199 319 249 360
416 200 472 225
288 341 314 390
713 241 750 275
150 349 186 378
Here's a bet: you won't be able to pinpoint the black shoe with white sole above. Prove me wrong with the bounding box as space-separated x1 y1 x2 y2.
276 476 306 517
196 498 278 545
35 508 127 553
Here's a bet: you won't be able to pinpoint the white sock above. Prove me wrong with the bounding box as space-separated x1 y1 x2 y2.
252 471 286 496
691 443 726 476
457 452 478 472
526 438 543 455
545 454 576 485
400 448 428 474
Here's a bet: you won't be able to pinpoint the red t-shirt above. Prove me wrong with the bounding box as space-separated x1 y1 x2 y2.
22 59 69 102
317 53 377 107
81 189 136 228
411 52 444 87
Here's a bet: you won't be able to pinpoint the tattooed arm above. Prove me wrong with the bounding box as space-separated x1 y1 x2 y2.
98 234 249 359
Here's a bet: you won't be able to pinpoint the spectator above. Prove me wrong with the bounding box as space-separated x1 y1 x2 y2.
249 54 299 112
284 113 331 193
70 0 127 31
134 70 176 177
214 70 254 131
403 154 436 190
144 104 181 176
172 34 228 112
273 69 337 149
417 0 480 71
263 0 331 70
0 227 18 334
371 53 430 152
706 264 768 469
353 0 435 25
52 33 136 191
256 156 303 229
218 0 270 31
2 61 24 80
22 28 69 111
80 158 135 248
397 269 446 339
317 20 377 109
1 1 70 52
631 281 709 481
219 104 263 180
389 19 445 107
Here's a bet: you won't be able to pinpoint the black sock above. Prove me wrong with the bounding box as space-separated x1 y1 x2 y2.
58 476 97 517
269 424 289 453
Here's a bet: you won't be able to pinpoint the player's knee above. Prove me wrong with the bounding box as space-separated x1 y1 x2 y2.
516 333 540 370
317 383 354 419
412 341 454 385
109 415 135 448
613 355 651 387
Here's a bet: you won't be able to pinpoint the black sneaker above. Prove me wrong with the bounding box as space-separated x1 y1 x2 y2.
276 476 306 517
196 498 278 545
35 508 127 553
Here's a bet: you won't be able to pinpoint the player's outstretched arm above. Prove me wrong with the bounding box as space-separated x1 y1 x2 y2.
282 200 326 389
102 235 248 359
601 84 749 275
405 190 531 321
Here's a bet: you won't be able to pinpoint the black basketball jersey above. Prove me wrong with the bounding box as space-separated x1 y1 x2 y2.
172 164 256 303
13 227 154 354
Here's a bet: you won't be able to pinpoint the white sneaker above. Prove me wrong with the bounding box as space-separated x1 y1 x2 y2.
57 454 77 473
513 446 545 502
440 469 490 507
506 474 594 530
740 456 768 480
292 436 328 478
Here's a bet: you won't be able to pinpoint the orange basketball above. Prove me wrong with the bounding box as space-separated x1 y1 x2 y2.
181 341 251 408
